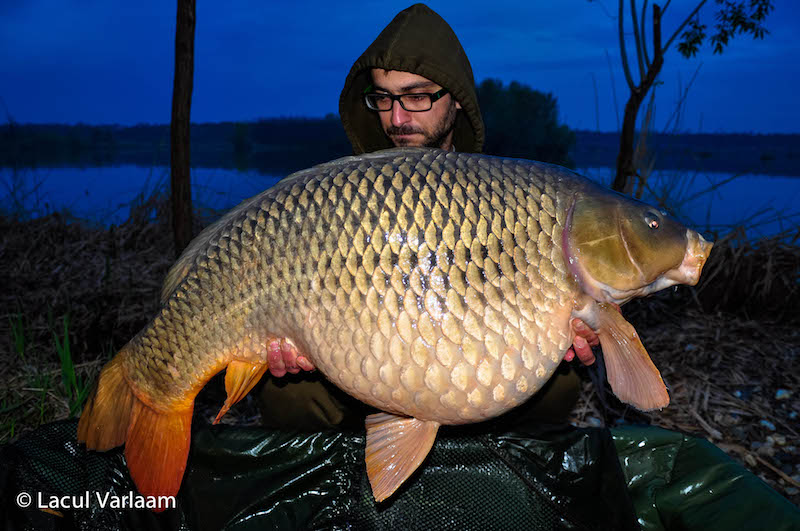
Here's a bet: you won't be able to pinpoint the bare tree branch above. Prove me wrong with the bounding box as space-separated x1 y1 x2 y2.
652 3 662 57
641 0 651 68
601 0 773 194
630 0 646 81
618 0 637 92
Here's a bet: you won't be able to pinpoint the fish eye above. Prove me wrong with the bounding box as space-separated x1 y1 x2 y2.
645 211 660 229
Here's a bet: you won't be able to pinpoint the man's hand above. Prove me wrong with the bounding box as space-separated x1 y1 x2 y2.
267 339 316 377
564 319 598 365
564 304 622 366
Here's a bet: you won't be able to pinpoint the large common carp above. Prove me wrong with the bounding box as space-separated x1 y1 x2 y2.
78 148 712 508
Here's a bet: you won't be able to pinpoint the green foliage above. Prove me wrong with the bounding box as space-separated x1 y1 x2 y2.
678 18 708 58
477 79 575 167
51 314 92 417
677 0 773 57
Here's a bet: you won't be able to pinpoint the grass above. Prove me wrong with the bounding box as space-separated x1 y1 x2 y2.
52 314 93 417
0 167 798 505
0 311 105 442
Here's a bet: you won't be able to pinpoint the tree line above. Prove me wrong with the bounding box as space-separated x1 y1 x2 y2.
0 79 576 173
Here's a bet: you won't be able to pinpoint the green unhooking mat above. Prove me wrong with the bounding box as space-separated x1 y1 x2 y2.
1 420 797 530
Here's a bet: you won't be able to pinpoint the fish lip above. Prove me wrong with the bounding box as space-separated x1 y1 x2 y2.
665 230 714 286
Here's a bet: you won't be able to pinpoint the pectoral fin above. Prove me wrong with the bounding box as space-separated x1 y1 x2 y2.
213 359 269 424
595 302 670 411
364 412 440 502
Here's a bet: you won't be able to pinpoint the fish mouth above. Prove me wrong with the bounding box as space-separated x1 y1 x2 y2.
664 229 713 286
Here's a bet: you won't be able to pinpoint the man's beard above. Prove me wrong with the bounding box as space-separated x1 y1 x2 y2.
387 102 458 149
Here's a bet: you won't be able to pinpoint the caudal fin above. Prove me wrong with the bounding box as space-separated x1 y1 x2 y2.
77 353 192 512
125 399 192 509
77 355 135 450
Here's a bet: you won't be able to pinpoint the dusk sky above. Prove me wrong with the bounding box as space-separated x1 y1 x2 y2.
1 0 798 134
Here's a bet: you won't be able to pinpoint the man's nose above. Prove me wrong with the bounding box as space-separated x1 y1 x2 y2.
391 100 412 126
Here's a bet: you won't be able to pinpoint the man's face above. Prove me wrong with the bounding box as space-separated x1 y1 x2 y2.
370 69 461 150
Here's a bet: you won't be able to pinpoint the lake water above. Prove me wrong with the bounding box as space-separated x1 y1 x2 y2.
1 164 798 239
0 165 284 226
578 167 799 239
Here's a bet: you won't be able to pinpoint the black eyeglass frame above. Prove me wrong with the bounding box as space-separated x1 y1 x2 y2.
363 87 450 112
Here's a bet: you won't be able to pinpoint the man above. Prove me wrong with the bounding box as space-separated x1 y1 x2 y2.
260 4 599 428
337 3 483 155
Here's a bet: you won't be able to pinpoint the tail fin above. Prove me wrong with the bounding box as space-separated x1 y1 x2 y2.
77 353 192 512
77 355 134 450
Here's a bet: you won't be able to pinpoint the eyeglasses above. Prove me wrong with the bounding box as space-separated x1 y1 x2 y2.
364 88 449 112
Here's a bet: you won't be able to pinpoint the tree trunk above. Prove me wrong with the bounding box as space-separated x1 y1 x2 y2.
170 0 196 256
613 92 644 194
612 3 663 194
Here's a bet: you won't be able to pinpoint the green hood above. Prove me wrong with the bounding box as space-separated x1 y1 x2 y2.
339 3 485 155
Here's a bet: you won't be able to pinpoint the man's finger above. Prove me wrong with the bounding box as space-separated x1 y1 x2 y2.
268 341 287 377
572 335 596 366
572 318 601 347
296 356 316 372
281 340 301 374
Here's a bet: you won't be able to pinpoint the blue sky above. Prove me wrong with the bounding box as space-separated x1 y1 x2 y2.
1 0 798 133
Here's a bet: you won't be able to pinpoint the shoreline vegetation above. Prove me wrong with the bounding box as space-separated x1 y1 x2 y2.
2 118 798 505
2 119 799 177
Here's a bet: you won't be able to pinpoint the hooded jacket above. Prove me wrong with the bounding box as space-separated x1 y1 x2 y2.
339 4 484 155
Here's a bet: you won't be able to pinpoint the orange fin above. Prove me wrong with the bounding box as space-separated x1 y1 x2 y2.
78 351 192 512
77 354 135 451
213 359 269 424
125 400 192 511
364 412 440 502
595 302 670 411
